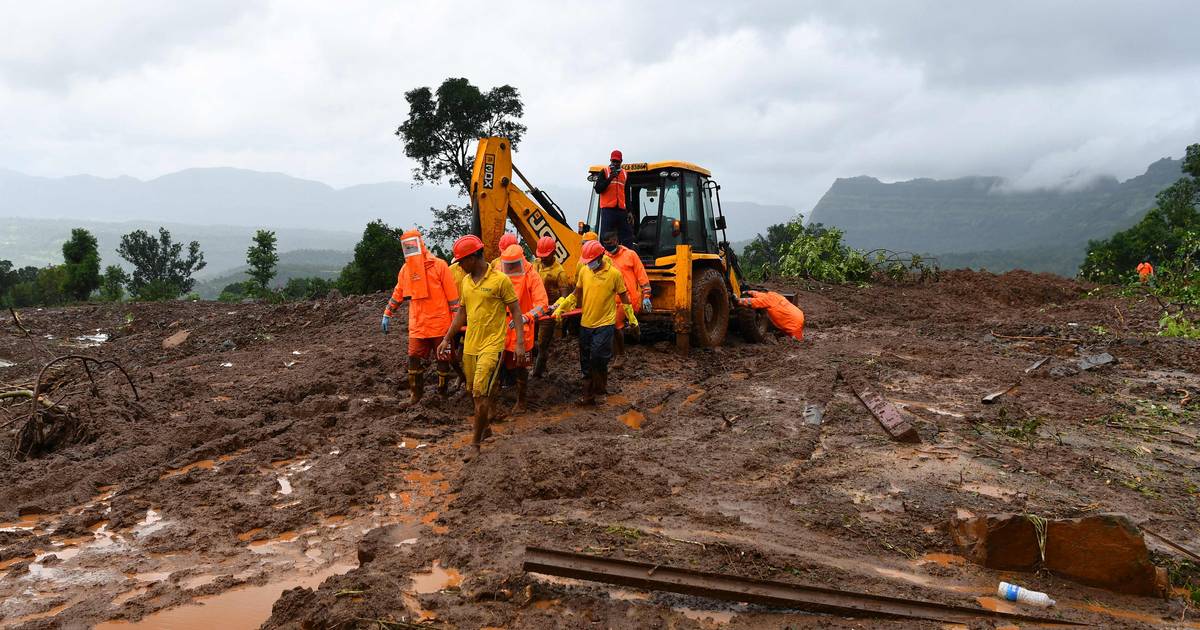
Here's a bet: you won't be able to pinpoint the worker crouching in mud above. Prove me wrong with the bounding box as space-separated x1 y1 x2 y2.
438 235 527 456
381 229 460 404
738 290 805 342
499 244 548 414
551 240 634 404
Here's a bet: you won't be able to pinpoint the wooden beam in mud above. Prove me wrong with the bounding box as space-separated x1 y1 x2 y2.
522 547 1080 625
839 371 920 443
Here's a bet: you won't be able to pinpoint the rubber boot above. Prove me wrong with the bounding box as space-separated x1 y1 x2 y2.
611 329 626 370
435 362 451 397
578 372 596 406
511 368 528 415
599 369 610 396
407 369 424 404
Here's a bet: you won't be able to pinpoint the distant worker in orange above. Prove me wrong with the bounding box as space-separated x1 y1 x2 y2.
499 244 549 413
532 236 571 378
602 231 650 369
737 290 805 342
438 235 527 454
382 230 460 403
595 150 632 248
1136 261 1154 283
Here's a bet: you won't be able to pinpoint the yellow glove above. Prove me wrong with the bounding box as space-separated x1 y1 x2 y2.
554 294 577 319
623 304 638 328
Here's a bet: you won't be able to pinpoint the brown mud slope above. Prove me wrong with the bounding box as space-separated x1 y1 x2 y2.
2 270 1199 629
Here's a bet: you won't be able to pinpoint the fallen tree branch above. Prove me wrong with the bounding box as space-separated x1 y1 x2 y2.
989 330 1080 343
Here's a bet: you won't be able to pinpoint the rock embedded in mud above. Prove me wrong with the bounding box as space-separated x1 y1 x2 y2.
162 330 190 349
950 511 1166 596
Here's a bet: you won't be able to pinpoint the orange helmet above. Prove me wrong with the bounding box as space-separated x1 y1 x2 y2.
452 235 484 261
498 233 518 251
581 231 598 242
500 244 526 277
580 240 605 264
536 235 556 258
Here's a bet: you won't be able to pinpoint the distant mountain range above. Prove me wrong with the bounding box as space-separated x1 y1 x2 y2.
807 158 1183 275
0 166 798 276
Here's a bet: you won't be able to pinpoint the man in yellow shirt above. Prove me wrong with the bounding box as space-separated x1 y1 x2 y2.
438 235 527 453
532 236 572 378
553 240 633 404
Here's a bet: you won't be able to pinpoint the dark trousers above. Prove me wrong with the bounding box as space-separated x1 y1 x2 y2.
579 325 615 376
600 207 634 248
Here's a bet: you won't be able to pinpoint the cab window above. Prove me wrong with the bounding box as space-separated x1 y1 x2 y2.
655 177 683 257
681 172 709 251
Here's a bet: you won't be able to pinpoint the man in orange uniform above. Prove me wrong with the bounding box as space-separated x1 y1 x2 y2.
602 231 651 368
532 236 571 378
438 235 527 454
1136 261 1154 283
595 150 631 247
737 290 805 342
382 230 460 403
499 244 548 413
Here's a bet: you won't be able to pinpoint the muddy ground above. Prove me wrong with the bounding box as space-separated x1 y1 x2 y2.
1 270 1199 629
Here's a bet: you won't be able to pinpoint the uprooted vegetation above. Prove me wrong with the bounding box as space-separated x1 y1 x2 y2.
1 270 1199 628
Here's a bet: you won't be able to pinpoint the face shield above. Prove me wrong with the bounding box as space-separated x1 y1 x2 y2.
401 236 423 259
501 258 526 278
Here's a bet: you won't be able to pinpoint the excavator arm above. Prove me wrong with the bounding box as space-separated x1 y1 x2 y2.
470 137 582 276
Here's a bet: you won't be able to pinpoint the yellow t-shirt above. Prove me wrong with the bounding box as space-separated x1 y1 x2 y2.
576 259 627 328
533 260 570 296
460 265 518 355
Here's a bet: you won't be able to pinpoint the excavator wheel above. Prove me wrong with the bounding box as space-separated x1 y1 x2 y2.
690 268 729 348
736 307 770 343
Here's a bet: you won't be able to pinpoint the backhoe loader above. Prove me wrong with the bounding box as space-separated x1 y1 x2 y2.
469 137 769 351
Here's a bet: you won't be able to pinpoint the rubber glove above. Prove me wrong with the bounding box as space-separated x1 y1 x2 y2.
554 294 577 319
641 296 652 313
623 304 638 328
381 315 390 334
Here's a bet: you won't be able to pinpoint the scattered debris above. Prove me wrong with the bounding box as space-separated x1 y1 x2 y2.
839 371 920 443
1077 352 1114 371
998 581 1055 607
74 332 109 347
982 383 1019 405
1024 357 1048 373
950 512 1166 595
802 402 824 426
0 358 14 369
162 330 191 349
522 547 1076 625
1141 526 1200 563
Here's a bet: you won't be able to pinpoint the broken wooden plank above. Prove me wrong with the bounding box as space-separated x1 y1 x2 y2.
1142 527 1200 564
1025 357 1049 373
839 371 920 443
522 547 1079 625
982 383 1019 405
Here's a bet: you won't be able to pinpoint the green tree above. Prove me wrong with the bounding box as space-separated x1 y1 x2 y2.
1081 143 1200 283
116 227 207 301
282 276 335 301
338 220 403 294
217 281 250 303
98 265 129 302
743 221 871 283
246 229 280 295
396 78 527 195
61 228 102 301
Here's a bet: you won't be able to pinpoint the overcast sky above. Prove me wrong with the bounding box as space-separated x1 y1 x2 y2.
2 0 1199 215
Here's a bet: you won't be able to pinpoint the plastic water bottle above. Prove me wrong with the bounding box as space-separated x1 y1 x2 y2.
998 581 1055 607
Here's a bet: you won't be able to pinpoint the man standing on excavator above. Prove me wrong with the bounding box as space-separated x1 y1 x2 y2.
532 236 571 378
381 230 460 404
603 231 650 369
595 150 632 248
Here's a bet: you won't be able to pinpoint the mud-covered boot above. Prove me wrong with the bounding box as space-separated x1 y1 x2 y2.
407 369 424 404
532 350 548 378
610 330 626 370
435 368 451 397
577 373 596 406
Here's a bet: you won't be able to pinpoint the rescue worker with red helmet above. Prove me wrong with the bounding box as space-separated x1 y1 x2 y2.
499 244 549 413
532 235 572 378
438 235 528 455
595 150 633 248
550 240 635 404
737 291 805 342
381 229 460 403
491 232 519 268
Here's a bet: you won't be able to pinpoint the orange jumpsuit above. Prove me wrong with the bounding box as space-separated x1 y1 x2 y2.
386 252 459 358
505 258 549 355
1136 262 1154 283
739 290 805 341
608 245 649 330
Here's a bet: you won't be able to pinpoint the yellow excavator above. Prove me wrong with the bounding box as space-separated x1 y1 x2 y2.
469 137 769 351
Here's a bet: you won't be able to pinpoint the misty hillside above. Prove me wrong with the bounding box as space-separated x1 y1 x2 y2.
193 249 351 300
0 217 358 277
807 158 1183 275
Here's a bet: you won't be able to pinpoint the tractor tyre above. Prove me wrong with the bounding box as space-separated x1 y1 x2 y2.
736 307 770 343
690 268 730 348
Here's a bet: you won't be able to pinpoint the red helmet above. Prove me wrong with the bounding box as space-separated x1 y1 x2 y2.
498 233 518 251
536 235 556 258
610 150 622 161
451 235 484 261
580 240 605 264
